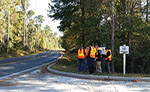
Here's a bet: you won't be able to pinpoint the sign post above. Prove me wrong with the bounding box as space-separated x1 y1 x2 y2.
123 53 126 74
120 45 129 75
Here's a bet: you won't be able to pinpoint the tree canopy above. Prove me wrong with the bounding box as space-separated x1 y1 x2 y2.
48 0 150 73
0 0 61 55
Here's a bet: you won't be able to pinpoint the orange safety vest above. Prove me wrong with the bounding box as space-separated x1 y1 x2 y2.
90 46 96 58
78 49 85 59
105 49 112 61
85 47 89 57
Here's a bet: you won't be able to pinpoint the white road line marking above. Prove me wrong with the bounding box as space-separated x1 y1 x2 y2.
0 52 61 80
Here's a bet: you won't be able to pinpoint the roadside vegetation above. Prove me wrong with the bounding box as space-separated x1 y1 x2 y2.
49 0 150 74
51 52 150 77
0 48 46 59
0 0 62 59
51 52 79 73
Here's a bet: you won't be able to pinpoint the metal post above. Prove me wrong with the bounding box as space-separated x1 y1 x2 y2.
7 4 10 53
123 44 126 75
123 53 126 75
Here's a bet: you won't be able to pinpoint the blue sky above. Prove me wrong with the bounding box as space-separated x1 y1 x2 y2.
28 0 62 37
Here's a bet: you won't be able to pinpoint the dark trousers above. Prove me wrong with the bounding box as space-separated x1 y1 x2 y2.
107 60 111 73
102 57 105 73
89 66 94 74
85 58 88 72
87 58 95 74
78 59 84 72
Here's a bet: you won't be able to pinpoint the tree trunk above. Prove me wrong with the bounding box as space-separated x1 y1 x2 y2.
21 0 26 46
111 0 115 73
7 5 10 53
81 0 85 47
146 0 149 22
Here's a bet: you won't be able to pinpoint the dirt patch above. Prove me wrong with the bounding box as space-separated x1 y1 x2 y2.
0 79 19 87
40 64 51 74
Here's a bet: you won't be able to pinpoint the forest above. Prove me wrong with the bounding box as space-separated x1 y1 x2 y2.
0 0 61 57
49 0 150 74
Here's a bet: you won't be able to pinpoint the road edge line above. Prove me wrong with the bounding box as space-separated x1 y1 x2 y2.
0 52 62 80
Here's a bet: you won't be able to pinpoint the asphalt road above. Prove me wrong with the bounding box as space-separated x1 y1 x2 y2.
0 50 61 79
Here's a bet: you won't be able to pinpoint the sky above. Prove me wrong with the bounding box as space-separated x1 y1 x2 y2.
28 0 63 37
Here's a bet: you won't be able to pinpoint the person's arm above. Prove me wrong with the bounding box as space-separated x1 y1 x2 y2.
87 47 91 57
107 51 110 57
84 49 86 55
102 54 106 58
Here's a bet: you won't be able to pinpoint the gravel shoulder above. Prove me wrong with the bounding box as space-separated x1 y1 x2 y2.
0 65 149 92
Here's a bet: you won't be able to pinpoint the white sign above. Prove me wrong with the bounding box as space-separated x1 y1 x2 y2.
119 45 129 75
99 47 106 55
120 45 129 54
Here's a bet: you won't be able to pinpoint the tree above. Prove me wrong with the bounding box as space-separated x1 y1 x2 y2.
34 15 45 49
111 0 115 73
48 0 103 51
146 0 149 22
27 10 35 19
7 4 10 53
21 0 26 46
48 0 150 74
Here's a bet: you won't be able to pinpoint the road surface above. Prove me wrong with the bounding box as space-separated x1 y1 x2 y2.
0 70 149 92
0 50 61 79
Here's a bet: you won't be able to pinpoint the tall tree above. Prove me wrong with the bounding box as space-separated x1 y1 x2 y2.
7 4 10 53
34 15 45 48
111 0 115 73
21 0 26 46
146 0 149 22
49 0 103 51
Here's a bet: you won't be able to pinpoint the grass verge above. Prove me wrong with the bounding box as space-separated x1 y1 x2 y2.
51 52 79 73
51 52 150 77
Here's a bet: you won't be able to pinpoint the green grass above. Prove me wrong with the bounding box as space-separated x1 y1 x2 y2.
51 52 79 73
51 52 150 77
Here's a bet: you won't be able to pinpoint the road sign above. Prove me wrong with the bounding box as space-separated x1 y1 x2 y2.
120 45 129 75
120 45 129 54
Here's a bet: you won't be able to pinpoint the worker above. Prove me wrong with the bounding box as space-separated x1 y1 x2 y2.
87 44 96 74
105 48 112 73
101 47 106 73
95 45 102 73
84 46 89 72
78 46 85 72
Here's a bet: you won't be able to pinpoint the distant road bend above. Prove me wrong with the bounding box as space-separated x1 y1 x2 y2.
0 50 61 79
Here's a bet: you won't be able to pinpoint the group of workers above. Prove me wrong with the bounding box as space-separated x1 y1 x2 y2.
78 44 112 74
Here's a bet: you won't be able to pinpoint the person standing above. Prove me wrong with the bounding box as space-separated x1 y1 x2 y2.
78 46 85 72
105 48 112 73
102 47 106 73
87 44 96 74
84 46 89 72
95 45 102 73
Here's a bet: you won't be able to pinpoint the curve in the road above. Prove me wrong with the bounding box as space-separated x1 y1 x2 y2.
0 50 61 80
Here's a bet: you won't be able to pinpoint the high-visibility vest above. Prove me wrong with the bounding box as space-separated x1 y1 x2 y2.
105 49 112 61
90 46 96 58
85 48 89 57
78 49 85 59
